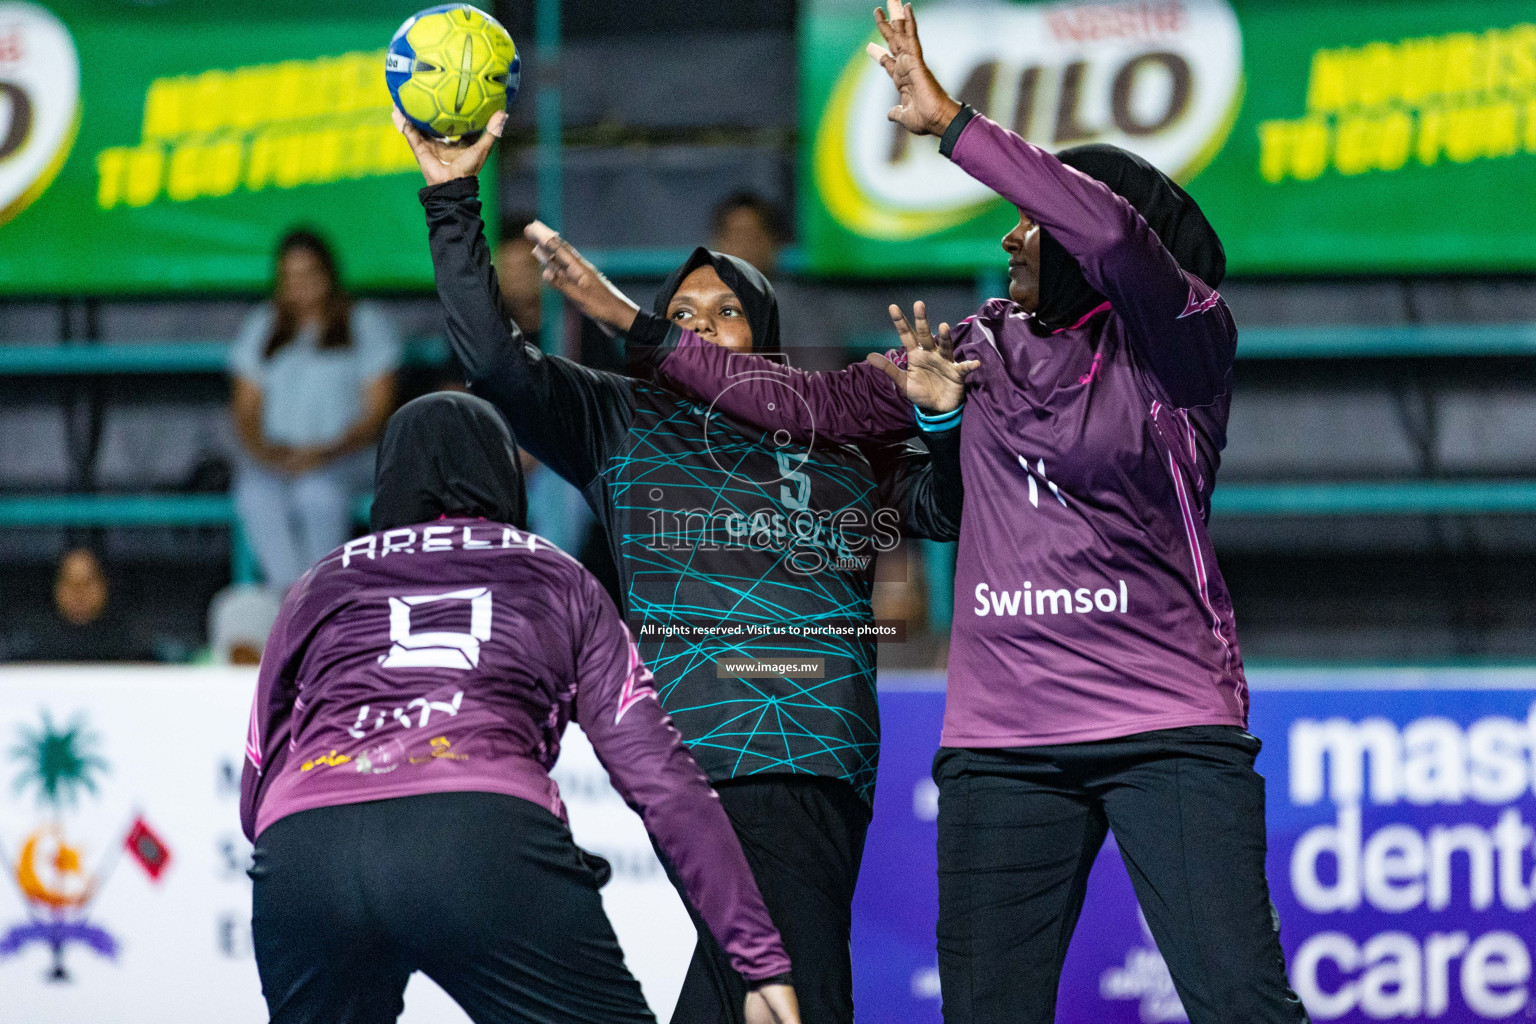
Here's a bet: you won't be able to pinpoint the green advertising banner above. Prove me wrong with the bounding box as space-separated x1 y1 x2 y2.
800 0 1536 275
0 1 495 295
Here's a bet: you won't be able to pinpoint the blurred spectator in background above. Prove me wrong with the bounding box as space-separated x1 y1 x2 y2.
710 192 843 366
518 447 593 555
229 229 401 591
0 547 149 662
207 584 282 666
709 191 788 278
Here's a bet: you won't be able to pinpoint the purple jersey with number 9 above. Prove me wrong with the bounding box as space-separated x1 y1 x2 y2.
239 516 791 983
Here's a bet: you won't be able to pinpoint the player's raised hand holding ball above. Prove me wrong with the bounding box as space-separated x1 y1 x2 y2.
386 3 519 143
394 106 504 186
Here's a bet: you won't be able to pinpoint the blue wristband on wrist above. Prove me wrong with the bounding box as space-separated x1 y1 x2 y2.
915 404 964 431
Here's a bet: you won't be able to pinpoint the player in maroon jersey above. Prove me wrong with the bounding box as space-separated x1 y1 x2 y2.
242 391 799 1024
532 4 1311 1022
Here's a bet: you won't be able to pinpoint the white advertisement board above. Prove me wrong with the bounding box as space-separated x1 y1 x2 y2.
0 666 696 1022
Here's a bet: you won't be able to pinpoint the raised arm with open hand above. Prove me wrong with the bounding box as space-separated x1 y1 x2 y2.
867 300 979 414
524 221 642 335
867 0 962 137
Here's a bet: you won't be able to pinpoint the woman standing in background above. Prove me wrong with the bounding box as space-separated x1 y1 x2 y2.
229 229 401 590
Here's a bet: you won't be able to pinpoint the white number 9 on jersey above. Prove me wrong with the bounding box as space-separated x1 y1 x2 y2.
381 588 493 670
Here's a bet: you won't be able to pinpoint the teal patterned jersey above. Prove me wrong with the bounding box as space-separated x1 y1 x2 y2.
423 177 960 803
604 384 895 798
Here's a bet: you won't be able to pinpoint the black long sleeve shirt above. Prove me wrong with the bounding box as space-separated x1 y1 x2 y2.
422 176 960 801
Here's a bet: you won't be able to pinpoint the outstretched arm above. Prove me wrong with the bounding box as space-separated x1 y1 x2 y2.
630 298 979 452
529 226 975 448
570 575 796 1009
872 1 1235 408
401 112 633 489
636 315 918 447
526 222 919 445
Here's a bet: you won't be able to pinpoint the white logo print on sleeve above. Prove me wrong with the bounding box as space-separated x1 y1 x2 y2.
614 640 659 725
1018 455 1067 509
380 587 493 670
1177 283 1221 320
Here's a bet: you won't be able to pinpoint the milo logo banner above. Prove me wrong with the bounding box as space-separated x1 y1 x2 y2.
801 0 1536 275
0 1 463 294
855 668 1536 1023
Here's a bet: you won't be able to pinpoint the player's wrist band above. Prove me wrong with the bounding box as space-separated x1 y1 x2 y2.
626 309 671 347
417 176 479 205
939 104 980 159
915 404 964 431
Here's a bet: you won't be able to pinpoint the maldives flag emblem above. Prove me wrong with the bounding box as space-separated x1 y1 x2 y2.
123 817 171 881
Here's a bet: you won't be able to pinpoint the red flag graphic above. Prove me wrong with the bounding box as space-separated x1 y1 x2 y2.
124 817 171 881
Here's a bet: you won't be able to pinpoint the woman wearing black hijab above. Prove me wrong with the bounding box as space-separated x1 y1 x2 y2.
534 5 1309 1022
242 392 799 1024
397 112 960 1024
368 390 528 531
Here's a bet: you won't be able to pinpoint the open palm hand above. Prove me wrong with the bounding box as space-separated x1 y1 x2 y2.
866 0 962 137
866 301 979 414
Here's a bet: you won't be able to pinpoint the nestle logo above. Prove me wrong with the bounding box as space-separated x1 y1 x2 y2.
1046 0 1187 43
0 27 24 64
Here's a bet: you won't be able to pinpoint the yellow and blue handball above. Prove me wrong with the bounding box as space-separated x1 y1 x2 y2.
386 4 520 141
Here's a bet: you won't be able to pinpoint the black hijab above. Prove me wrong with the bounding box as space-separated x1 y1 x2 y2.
653 247 781 355
1032 144 1226 334
371 391 528 532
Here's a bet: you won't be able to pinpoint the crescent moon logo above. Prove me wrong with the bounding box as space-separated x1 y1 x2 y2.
15 825 94 910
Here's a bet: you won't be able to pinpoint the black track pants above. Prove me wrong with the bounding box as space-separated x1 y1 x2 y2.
933 726 1310 1024
667 775 870 1024
251 791 655 1024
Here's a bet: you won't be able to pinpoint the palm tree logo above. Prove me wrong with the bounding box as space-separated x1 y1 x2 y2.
11 711 107 811
0 712 118 982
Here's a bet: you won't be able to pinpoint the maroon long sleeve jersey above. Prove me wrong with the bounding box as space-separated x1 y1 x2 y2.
630 111 1247 749
240 517 790 982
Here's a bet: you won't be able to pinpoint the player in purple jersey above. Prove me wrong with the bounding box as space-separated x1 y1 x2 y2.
537 4 1311 1022
241 390 800 1024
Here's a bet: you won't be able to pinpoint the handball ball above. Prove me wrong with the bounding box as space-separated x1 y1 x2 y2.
386 4 520 142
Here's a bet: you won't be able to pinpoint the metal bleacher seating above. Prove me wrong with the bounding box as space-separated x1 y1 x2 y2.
5 248 1536 583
